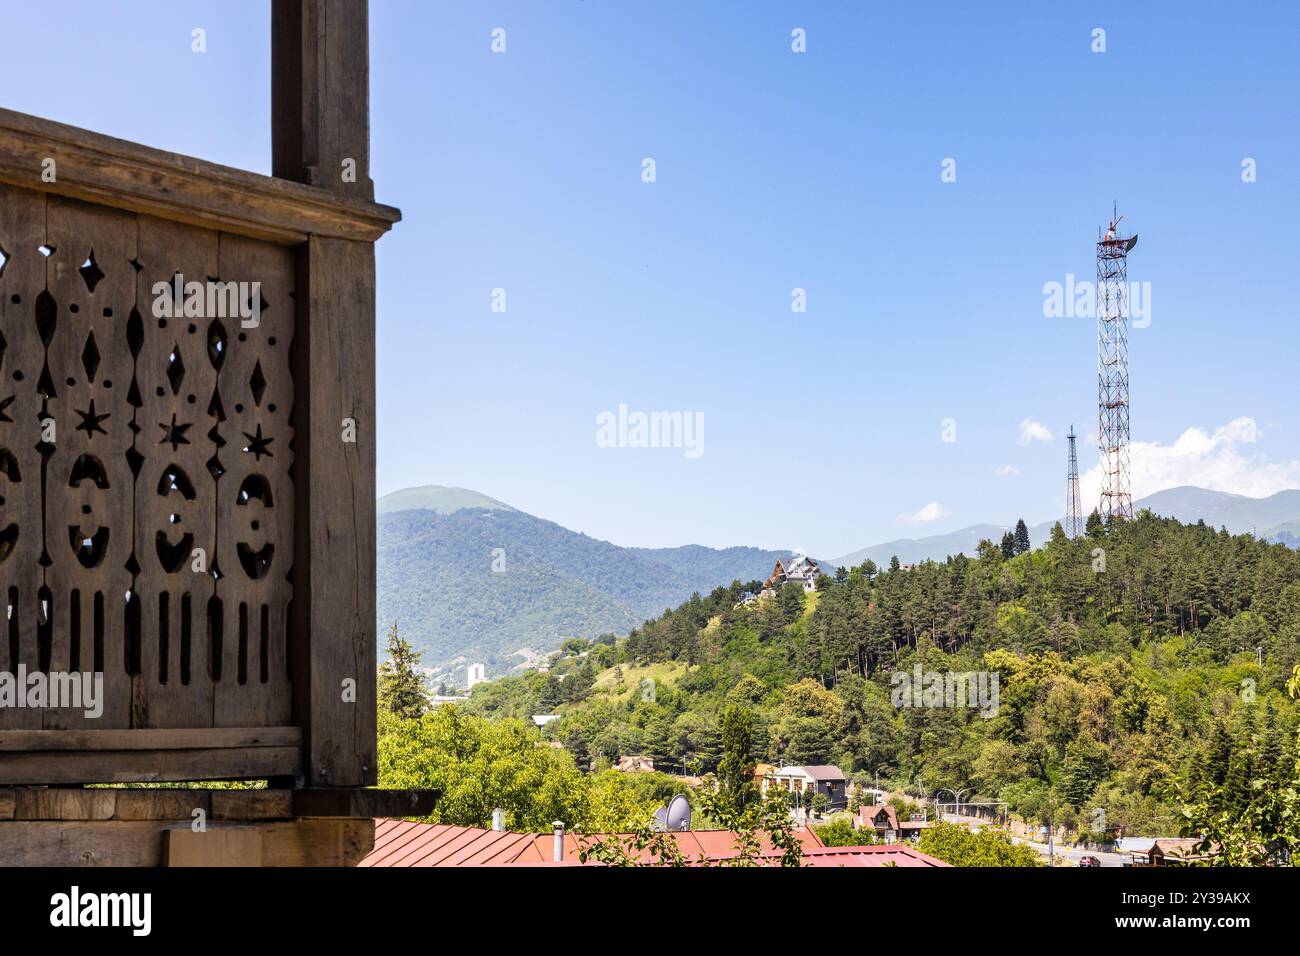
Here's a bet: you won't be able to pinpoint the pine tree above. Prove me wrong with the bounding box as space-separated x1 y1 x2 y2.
1000 532 1016 559
719 705 757 811
377 622 428 718
1085 509 1104 537
1014 519 1031 555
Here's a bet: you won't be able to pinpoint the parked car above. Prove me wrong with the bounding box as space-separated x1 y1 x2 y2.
1078 855 1101 868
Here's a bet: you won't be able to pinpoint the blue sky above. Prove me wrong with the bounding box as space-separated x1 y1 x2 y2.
8 1 1299 558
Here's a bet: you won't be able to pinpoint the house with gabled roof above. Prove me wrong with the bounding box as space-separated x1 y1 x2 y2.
763 765 847 811
856 802 932 842
762 555 823 594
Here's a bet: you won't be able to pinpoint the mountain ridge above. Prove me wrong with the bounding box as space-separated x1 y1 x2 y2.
377 484 1300 678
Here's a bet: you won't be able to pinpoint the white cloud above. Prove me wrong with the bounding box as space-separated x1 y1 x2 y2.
1080 416 1300 505
897 501 951 524
994 464 1020 477
1018 419 1053 445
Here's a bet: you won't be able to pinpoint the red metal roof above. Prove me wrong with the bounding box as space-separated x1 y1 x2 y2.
360 820 948 867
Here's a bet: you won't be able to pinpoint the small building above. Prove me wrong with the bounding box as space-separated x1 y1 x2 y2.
1146 838 1214 866
466 662 487 689
531 714 561 729
752 762 776 790
856 803 931 842
763 555 823 593
765 765 848 811
616 755 655 773
858 803 900 841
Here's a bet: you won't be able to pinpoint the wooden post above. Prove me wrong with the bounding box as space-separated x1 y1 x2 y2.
272 0 374 199
273 0 379 786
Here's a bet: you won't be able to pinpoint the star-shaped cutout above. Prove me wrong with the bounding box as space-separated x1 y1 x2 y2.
241 423 274 461
74 399 110 437
158 413 192 451
0 395 13 424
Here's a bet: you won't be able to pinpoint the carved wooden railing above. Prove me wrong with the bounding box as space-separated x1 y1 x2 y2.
0 104 398 785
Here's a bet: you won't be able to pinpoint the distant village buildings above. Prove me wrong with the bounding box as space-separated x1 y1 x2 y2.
466 662 487 689
760 764 848 811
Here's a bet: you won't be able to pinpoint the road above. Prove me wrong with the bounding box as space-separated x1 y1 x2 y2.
935 811 1128 867
1010 836 1128 867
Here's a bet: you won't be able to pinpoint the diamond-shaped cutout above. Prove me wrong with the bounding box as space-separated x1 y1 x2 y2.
207 319 227 371
165 344 185 395
79 249 105 293
0 244 9 279
35 290 56 346
81 331 101 382
249 360 266 407
127 307 144 358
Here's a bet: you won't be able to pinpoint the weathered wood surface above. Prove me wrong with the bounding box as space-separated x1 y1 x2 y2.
0 108 398 244
0 184 47 731
273 0 375 199
0 785 295 821
0 726 300 751
164 824 263 866
0 816 371 865
212 236 295 729
0 727 301 784
131 217 220 730
0 190 300 752
211 788 293 820
0 746 300 784
42 198 137 730
293 787 440 818
289 237 377 786
258 817 373 866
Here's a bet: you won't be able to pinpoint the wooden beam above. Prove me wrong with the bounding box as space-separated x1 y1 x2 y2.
0 818 372 865
0 747 301 785
290 237 378 786
0 727 301 752
0 787 299 821
0 108 398 243
293 788 440 818
258 818 374 866
211 790 294 820
165 825 263 866
0 821 167 866
275 0 383 790
273 0 374 198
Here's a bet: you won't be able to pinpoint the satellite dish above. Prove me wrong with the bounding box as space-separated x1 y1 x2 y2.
651 805 668 831
1125 234 1138 252
665 794 692 832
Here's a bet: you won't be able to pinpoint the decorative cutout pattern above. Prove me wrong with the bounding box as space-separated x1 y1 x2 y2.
0 187 295 731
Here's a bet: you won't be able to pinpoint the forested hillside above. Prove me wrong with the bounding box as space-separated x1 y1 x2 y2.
463 512 1300 836
377 506 794 674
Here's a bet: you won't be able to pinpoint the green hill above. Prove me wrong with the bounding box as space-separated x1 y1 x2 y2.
462 511 1300 837
376 493 797 676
